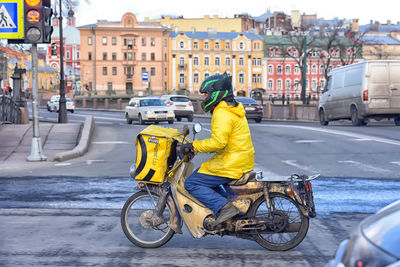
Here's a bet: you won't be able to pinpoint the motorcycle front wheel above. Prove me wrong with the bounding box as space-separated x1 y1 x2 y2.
121 191 175 248
249 192 309 251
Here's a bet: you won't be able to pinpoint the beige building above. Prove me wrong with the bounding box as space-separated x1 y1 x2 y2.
78 13 171 96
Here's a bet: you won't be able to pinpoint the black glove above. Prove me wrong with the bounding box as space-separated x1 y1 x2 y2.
180 143 194 154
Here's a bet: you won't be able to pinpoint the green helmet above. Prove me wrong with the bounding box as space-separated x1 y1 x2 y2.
199 73 234 112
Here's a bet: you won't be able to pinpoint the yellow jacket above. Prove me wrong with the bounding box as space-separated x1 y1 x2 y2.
193 101 255 179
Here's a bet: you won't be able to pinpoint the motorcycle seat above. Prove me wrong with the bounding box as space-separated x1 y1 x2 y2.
227 171 256 186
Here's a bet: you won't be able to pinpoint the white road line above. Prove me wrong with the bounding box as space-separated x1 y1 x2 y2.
92 141 130 144
295 140 324 143
262 124 400 147
281 160 316 172
54 163 71 166
350 138 372 141
86 159 105 165
390 161 400 166
73 114 125 121
338 160 391 173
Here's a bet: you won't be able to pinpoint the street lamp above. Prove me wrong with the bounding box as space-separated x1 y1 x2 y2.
57 0 67 123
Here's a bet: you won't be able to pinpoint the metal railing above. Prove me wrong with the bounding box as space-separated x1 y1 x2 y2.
0 95 21 124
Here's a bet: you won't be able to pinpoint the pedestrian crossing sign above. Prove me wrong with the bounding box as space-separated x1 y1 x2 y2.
0 0 24 39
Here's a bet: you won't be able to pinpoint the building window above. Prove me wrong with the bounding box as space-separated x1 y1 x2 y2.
204 56 209 66
239 73 245 84
268 65 273 74
285 79 291 90
164 39 167 47
204 42 209 49
194 56 199 66
285 65 291 74
194 41 198 49
226 42 230 49
88 37 92 45
204 73 209 80
277 79 282 90
179 57 185 66
103 67 107 75
312 79 317 91
215 42 220 49
239 41 244 50
151 67 155 76
252 58 257 66
252 74 257 83
151 38 155 46
277 65 283 74
294 65 300 74
179 73 185 84
312 64 317 74
268 79 273 90
194 73 199 84
257 58 262 66
142 53 146 61
66 51 70 59
107 82 112 91
142 38 146 46
215 57 220 66
102 52 107 60
294 79 300 90
226 57 231 66
151 53 155 61
257 74 262 84
112 67 117 75
112 37 116 45
128 53 133 60
88 52 92 60
320 65 325 74
112 53 116 60
76 51 80 59
179 41 184 49
102 37 107 45
239 57 244 66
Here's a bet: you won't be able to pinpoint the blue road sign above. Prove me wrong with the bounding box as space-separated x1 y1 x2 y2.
0 0 24 39
142 71 148 81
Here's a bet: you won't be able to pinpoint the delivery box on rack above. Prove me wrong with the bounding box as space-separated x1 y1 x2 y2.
133 125 185 183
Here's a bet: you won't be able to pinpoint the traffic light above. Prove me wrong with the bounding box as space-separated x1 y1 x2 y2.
24 0 53 43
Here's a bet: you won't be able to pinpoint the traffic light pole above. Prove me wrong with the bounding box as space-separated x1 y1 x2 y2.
27 44 47 162
58 0 67 123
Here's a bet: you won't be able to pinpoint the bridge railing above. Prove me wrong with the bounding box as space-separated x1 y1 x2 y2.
0 95 21 124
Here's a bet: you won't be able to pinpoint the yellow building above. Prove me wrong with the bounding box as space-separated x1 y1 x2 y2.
145 14 264 34
169 30 264 96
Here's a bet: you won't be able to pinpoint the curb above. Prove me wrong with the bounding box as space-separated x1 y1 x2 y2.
53 115 95 162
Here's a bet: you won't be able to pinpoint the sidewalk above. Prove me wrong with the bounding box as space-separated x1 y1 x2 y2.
0 116 94 163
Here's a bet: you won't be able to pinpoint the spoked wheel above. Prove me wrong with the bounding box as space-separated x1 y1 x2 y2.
249 193 309 251
121 191 175 248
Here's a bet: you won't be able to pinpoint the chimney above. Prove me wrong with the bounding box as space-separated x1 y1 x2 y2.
352 19 359 32
387 20 391 25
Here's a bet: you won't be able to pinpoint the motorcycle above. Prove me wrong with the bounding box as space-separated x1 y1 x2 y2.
121 123 319 251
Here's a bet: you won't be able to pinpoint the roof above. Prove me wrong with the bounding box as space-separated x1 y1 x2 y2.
359 35 400 45
170 31 263 40
359 23 400 33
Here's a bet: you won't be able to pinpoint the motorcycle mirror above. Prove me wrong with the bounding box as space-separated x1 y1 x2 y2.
182 125 190 137
193 123 202 134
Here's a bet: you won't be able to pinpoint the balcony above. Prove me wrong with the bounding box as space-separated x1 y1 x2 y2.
126 74 133 80
178 63 187 69
178 83 187 89
122 60 135 66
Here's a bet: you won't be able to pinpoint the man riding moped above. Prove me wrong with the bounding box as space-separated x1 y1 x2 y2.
182 73 255 226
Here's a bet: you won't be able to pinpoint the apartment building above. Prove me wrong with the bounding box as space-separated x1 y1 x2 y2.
78 12 171 95
170 30 264 96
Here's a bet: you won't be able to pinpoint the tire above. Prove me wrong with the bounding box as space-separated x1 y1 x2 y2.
319 109 328 126
121 191 175 248
351 107 363 126
255 118 262 123
395 116 400 126
47 106 51 112
70 110 74 113
176 117 182 122
126 114 132 124
138 114 144 125
248 193 309 251
188 115 193 122
168 120 174 124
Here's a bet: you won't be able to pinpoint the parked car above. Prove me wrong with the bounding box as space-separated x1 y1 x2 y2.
47 95 75 113
235 97 263 123
327 200 400 267
125 97 175 125
161 95 194 122
318 60 400 126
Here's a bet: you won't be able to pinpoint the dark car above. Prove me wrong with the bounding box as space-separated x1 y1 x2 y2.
327 200 400 267
235 97 263 123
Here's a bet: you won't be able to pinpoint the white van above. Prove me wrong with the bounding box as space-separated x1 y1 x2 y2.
318 60 400 126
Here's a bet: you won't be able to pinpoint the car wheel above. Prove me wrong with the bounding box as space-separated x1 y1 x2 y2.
126 114 132 124
47 106 51 112
188 115 193 122
395 116 400 126
177 117 182 122
351 106 363 126
138 114 144 125
168 120 174 124
70 110 74 113
319 109 329 126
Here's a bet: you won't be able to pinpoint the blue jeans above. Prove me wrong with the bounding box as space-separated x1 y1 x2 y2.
184 168 232 214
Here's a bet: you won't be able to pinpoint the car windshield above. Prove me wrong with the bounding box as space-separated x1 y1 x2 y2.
235 97 258 104
140 99 166 107
170 97 189 102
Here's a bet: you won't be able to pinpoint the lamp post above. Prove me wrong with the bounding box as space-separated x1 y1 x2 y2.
58 0 67 123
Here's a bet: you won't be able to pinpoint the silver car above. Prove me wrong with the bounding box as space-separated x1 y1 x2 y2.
47 95 75 113
161 95 194 122
125 97 175 125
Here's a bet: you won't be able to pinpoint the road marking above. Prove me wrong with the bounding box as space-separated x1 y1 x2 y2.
86 159 105 165
281 160 315 172
92 141 130 145
390 161 400 166
338 160 391 173
54 163 71 166
295 140 324 143
350 138 372 141
72 114 125 121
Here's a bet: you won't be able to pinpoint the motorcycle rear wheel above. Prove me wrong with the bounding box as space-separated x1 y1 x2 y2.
121 191 175 248
249 192 309 251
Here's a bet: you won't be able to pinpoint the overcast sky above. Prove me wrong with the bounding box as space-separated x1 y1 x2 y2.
74 0 399 27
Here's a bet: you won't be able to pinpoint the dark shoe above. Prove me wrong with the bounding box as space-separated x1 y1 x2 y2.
210 202 240 227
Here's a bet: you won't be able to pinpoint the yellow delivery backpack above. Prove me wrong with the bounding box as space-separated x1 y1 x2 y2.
133 125 185 183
